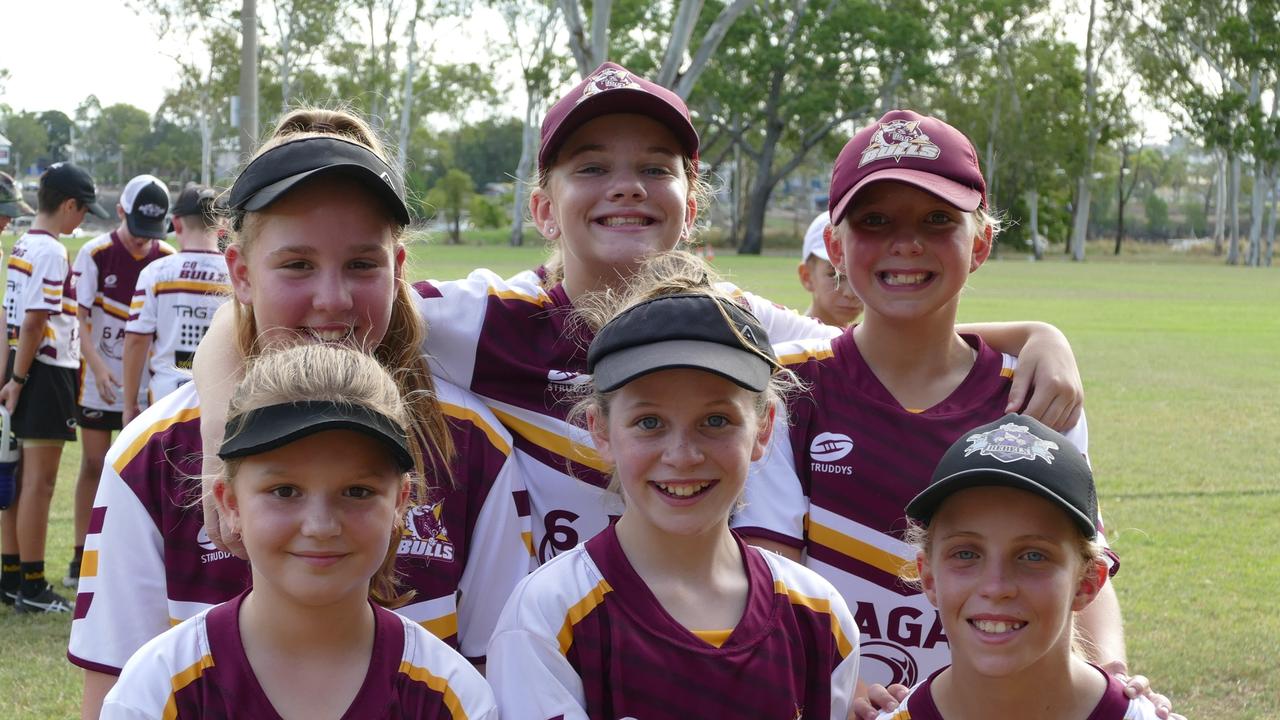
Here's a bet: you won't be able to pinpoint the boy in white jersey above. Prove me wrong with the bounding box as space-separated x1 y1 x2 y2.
0 162 109 612
123 185 228 419
798 211 863 327
68 174 174 587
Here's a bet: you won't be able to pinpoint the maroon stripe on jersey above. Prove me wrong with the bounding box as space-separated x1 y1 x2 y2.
66 650 123 676
37 346 58 359
414 280 443 299
42 278 62 287
512 432 610 489
512 489 531 517
1089 667 1137 720
733 525 805 549
155 287 225 298
807 542 919 597
8 264 32 277
73 591 93 619
88 506 107 534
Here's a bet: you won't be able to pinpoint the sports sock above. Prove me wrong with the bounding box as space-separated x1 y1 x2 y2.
0 553 19 593
19 560 47 596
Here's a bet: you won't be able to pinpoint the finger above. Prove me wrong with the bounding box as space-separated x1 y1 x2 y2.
203 492 223 548
1005 364 1032 413
888 684 910 702
1122 674 1152 698
850 698 880 720
867 684 899 712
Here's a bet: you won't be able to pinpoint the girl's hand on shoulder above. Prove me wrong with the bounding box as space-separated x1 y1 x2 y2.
850 683 908 720
1007 323 1083 431
1103 662 1186 720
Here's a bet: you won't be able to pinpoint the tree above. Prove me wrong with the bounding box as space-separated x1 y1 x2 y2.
2 113 48 175
90 104 153 185
240 0 260 155
426 168 475 244
262 0 348 110
38 111 74 161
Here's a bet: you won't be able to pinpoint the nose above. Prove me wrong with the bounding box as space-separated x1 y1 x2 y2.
661 428 705 469
888 231 924 257
312 268 353 313
608 167 647 202
978 558 1017 601
300 497 341 538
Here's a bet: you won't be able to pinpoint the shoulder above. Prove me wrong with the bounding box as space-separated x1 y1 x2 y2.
156 240 177 256
758 548 857 638
393 612 496 710
108 383 202 470
434 378 513 457
716 281 840 342
110 607 216 710
772 335 837 369
80 233 114 258
497 544 602 639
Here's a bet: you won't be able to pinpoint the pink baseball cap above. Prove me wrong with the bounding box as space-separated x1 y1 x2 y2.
828 110 986 225
538 62 699 173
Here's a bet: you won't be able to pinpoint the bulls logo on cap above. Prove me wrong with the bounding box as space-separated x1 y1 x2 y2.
578 66 641 104
859 119 942 167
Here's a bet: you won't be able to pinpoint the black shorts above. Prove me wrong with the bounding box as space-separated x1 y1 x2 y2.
77 406 123 432
12 362 78 441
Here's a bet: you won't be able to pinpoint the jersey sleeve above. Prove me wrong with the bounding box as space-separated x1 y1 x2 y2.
126 263 159 335
24 244 66 315
73 243 98 311
726 284 841 343
487 626 588 720
68 418 175 674
733 402 807 547
413 270 498 389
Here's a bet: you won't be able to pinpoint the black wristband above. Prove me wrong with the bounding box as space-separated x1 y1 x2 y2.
11 373 27 385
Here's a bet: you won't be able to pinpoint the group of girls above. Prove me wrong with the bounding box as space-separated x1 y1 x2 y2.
68 59 1182 720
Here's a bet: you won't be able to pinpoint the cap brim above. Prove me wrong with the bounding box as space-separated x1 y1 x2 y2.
127 214 170 239
242 164 411 225
830 168 982 225
541 89 698 170
86 201 111 219
905 468 1097 539
0 200 34 218
218 402 415 472
592 339 772 393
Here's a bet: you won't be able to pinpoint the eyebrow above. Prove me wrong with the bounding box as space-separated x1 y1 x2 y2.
564 144 680 160
940 530 1063 544
266 243 387 256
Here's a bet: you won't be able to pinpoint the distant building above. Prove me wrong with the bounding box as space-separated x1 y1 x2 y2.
0 132 11 167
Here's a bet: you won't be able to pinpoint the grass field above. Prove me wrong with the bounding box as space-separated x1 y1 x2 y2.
1 230 1277 718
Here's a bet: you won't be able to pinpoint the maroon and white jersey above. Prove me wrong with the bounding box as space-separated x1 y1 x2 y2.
73 232 174 410
487 525 859 720
876 665 1161 720
101 589 497 720
415 269 838 568
69 379 532 674
125 250 230 402
4 229 79 368
734 331 1090 689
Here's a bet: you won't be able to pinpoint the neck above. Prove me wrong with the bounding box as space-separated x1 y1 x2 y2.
852 309 973 395
933 651 1102 720
117 226 153 253
561 257 638 304
31 215 61 235
179 230 221 252
614 514 741 583
239 577 374 655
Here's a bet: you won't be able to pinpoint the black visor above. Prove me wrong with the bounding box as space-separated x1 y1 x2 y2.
228 137 410 228
218 400 415 473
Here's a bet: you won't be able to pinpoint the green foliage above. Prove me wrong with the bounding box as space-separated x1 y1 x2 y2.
1144 191 1170 237
468 193 506 229
37 111 74 160
1 112 48 172
424 167 474 244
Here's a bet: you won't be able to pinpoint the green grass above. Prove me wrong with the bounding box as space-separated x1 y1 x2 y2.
1 231 1277 717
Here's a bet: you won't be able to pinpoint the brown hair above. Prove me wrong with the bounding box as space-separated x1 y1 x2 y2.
227 108 454 486
222 344 422 607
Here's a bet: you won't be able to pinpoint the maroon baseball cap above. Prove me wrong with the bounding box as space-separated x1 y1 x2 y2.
538 62 699 173
828 110 986 225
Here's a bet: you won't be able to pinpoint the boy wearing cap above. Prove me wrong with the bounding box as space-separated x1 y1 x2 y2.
798 211 863 327
0 171 35 235
67 174 174 587
122 185 229 420
0 162 110 612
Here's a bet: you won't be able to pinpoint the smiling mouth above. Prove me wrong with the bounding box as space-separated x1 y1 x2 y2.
652 481 715 499
879 271 935 286
305 328 354 343
597 216 655 227
970 619 1026 634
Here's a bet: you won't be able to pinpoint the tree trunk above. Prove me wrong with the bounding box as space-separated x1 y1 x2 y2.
1028 189 1043 260
1247 163 1265 266
1227 154 1241 264
739 173 772 255
199 101 212 185
509 100 537 247
1071 176 1090 261
397 0 425 170
239 0 259 156
1213 153 1226 254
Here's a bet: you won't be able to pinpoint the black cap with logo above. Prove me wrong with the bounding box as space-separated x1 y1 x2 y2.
40 162 110 219
120 175 172 239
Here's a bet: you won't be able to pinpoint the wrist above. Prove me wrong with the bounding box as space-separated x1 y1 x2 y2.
11 372 28 385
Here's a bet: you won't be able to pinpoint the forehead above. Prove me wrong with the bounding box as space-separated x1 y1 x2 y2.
849 180 958 209
931 485 1079 540
232 430 402 479
556 113 687 162
248 177 398 248
610 368 755 408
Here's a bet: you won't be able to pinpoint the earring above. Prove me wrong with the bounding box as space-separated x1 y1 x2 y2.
546 224 557 237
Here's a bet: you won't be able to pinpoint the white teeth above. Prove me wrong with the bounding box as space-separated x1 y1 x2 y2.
600 216 651 227
973 619 1025 634
882 272 931 286
309 329 352 343
654 481 711 497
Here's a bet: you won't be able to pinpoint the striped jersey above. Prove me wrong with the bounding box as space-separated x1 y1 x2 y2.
733 331 1091 690
73 232 174 410
101 589 497 720
487 525 859 720
4 229 79 368
414 269 839 568
69 379 532 674
875 664 1162 719
125 250 229 402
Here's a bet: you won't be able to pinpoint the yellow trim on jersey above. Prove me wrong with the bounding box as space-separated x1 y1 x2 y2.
772 580 855 659
1000 366 1014 378
398 661 471 720
153 280 232 295
9 256 34 274
169 617 182 627
521 531 534 556
112 407 202 475
885 708 912 720
43 286 60 297
95 299 130 321
490 407 609 472
419 612 459 641
440 402 511 456
557 579 613 655
43 326 56 341
163 653 215 720
80 550 100 578
778 346 834 365
692 629 733 647
488 286 551 307
808 519 912 581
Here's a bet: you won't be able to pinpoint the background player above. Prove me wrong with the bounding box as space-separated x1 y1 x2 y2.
67 174 174 588
878 414 1168 720
122 185 229 421
102 344 497 720
487 258 860 719
0 162 109 612
798 211 863 327
0 171 35 235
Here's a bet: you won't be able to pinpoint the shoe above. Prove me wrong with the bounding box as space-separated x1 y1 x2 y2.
1 587 16 606
14 585 74 613
62 559 80 589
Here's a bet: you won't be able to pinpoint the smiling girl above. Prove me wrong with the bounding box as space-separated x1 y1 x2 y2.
487 259 860 719
101 344 496 720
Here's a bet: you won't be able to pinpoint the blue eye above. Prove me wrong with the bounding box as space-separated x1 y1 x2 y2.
271 486 299 499
706 414 729 428
952 549 978 561
636 416 661 430
345 486 376 499
1022 550 1047 562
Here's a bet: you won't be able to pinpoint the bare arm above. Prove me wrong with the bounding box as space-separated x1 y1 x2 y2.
191 303 244 556
958 321 1082 431
78 306 119 405
0 310 50 413
121 333 153 424
81 669 117 720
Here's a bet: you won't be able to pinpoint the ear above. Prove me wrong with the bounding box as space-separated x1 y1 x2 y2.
225 244 254 305
824 223 846 272
529 186 557 239
587 407 613 466
116 204 127 221
396 475 412 512
684 190 698 233
1071 558 1108 612
393 242 407 281
797 260 814 291
172 216 185 235
213 477 242 536
918 551 938 607
970 222 993 273
750 402 776 462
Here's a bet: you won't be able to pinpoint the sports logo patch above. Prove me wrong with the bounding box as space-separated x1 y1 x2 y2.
810 431 854 462
138 203 166 218
547 369 590 386
964 422 1058 464
578 67 641 104
859 120 941 167
104 274 118 288
399 500 455 562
